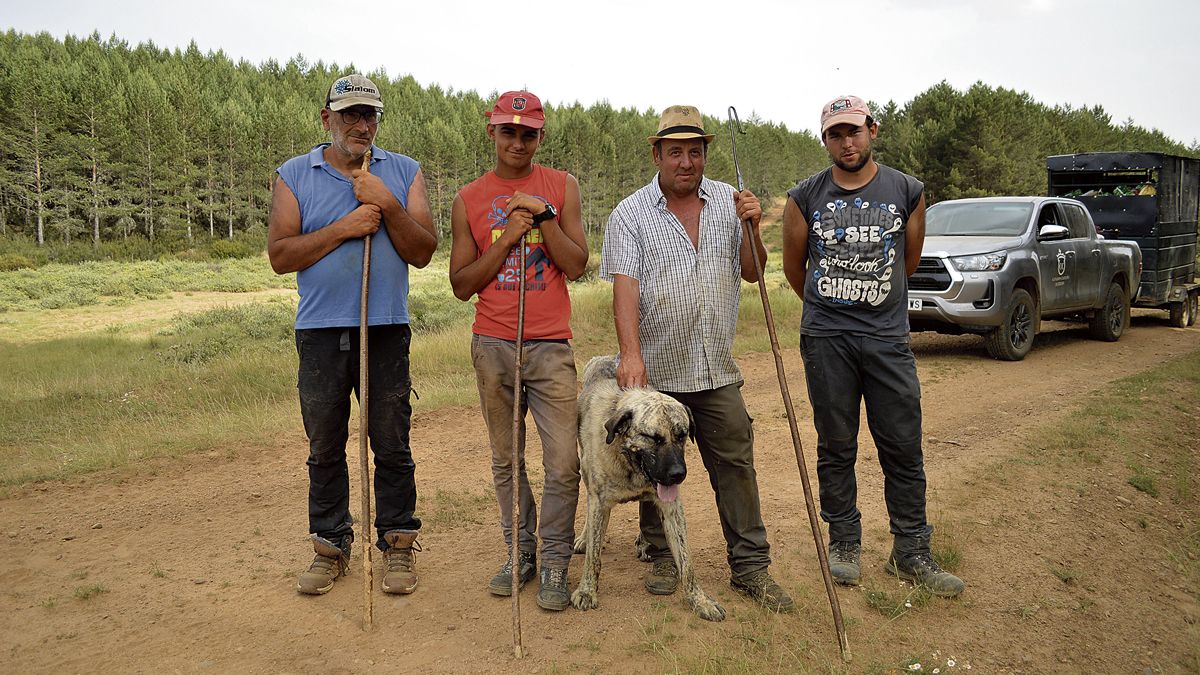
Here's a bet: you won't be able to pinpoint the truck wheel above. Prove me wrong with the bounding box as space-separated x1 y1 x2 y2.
1088 282 1129 342
1169 297 1190 328
985 289 1036 360
1188 292 1198 327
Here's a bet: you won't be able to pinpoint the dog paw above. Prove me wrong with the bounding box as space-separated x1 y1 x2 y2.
633 533 652 562
571 588 599 611
690 595 726 622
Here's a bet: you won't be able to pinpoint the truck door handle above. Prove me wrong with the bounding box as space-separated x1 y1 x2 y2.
1065 251 1076 257
1091 249 1100 256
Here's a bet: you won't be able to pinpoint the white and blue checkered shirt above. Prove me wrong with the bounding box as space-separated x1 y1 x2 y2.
600 174 744 393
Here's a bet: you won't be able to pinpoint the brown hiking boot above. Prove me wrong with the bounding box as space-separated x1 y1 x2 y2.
731 569 795 613
382 530 421 594
296 535 350 595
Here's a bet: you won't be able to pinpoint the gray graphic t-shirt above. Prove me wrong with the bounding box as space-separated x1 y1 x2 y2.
787 164 923 341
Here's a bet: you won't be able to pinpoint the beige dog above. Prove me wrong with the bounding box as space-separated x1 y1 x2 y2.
570 356 725 621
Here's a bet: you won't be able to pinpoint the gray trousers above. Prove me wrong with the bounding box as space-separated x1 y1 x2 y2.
799 333 933 554
639 383 772 578
471 335 581 567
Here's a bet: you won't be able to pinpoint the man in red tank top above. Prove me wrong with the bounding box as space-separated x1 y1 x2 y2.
449 91 589 612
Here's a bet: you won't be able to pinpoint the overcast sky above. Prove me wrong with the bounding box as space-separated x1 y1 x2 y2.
6 0 1199 145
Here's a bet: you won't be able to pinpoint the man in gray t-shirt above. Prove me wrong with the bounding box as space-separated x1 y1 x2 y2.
782 95 964 598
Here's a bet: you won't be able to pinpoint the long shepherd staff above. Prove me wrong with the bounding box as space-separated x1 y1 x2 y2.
358 148 374 631
726 107 850 662
509 232 528 658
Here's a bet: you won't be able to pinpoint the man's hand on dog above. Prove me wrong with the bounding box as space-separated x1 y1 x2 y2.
617 352 648 389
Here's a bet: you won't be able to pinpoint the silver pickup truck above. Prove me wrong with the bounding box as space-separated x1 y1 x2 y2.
908 196 1142 360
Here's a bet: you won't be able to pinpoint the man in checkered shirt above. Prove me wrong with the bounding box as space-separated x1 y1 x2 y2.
599 105 794 612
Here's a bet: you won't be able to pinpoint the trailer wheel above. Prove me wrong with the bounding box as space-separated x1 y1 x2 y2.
1188 292 1198 327
985 289 1036 360
1169 297 1191 328
1088 282 1129 342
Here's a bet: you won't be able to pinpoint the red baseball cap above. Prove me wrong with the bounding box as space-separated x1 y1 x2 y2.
485 91 545 129
820 95 872 134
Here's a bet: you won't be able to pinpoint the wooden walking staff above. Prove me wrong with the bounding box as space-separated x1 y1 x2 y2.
509 232 528 658
357 148 374 631
726 107 850 662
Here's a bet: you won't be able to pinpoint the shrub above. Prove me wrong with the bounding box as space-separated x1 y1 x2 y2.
0 254 35 271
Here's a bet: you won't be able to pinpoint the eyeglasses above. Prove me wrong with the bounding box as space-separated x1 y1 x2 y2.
333 108 383 126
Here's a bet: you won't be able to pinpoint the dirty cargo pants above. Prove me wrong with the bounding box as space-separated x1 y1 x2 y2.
472 335 581 569
799 333 933 554
297 325 421 552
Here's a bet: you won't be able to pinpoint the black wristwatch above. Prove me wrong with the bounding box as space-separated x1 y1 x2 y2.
531 203 557 224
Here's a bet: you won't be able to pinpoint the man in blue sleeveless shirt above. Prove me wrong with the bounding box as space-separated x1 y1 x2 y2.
268 74 437 596
783 95 964 598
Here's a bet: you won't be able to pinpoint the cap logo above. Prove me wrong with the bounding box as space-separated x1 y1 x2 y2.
512 97 527 111
333 78 377 97
830 98 852 113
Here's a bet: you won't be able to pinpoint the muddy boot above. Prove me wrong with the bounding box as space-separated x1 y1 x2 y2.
828 540 862 586
644 559 679 595
536 566 570 611
885 549 965 598
488 550 536 596
382 530 421 594
296 534 351 595
730 569 796 613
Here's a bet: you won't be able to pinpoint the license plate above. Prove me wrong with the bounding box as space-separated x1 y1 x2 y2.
908 298 923 310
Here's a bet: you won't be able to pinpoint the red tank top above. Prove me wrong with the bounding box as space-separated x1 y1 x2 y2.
459 165 572 340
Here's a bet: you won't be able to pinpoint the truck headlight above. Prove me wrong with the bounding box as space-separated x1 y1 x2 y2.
950 251 1007 272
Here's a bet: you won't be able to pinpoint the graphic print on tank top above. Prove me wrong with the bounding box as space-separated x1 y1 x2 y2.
809 197 904 306
487 194 552 293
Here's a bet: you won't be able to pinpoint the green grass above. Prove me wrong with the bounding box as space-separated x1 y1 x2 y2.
0 257 294 312
73 584 108 601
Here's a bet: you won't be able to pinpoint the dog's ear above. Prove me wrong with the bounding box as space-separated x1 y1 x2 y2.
605 409 634 445
685 406 697 443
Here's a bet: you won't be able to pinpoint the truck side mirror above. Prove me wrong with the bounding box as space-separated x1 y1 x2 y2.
1038 224 1069 241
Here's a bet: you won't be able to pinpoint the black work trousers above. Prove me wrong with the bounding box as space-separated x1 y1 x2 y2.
799 333 932 554
296 325 420 551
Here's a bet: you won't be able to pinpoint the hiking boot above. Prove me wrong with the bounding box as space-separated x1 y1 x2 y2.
885 550 965 598
536 566 570 611
644 560 679 595
296 534 351 595
828 540 862 586
382 530 421 594
731 569 796 612
488 550 536 596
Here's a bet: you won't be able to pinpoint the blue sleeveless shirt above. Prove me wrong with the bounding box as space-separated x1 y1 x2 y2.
277 144 420 329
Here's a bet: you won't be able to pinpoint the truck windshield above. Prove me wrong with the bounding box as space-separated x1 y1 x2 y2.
925 202 1033 236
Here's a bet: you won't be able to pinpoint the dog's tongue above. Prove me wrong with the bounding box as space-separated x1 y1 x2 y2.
656 483 679 503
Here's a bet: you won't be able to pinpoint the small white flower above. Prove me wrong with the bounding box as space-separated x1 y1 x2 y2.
947 659 956 667
904 601 912 608
909 664 922 671
965 665 971 670
934 669 941 674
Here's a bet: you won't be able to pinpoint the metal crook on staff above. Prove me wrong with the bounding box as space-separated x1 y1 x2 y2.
727 106 850 663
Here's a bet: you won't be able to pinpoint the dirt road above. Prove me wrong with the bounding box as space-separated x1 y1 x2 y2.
3 315 1198 673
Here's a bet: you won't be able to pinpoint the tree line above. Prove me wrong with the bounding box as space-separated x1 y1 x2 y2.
0 30 1193 255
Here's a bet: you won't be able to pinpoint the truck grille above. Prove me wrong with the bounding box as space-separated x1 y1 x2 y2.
909 257 952 291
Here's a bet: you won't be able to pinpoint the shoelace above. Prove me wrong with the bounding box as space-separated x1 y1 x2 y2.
498 553 534 575
544 568 567 587
652 561 677 576
830 542 859 562
386 541 423 571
